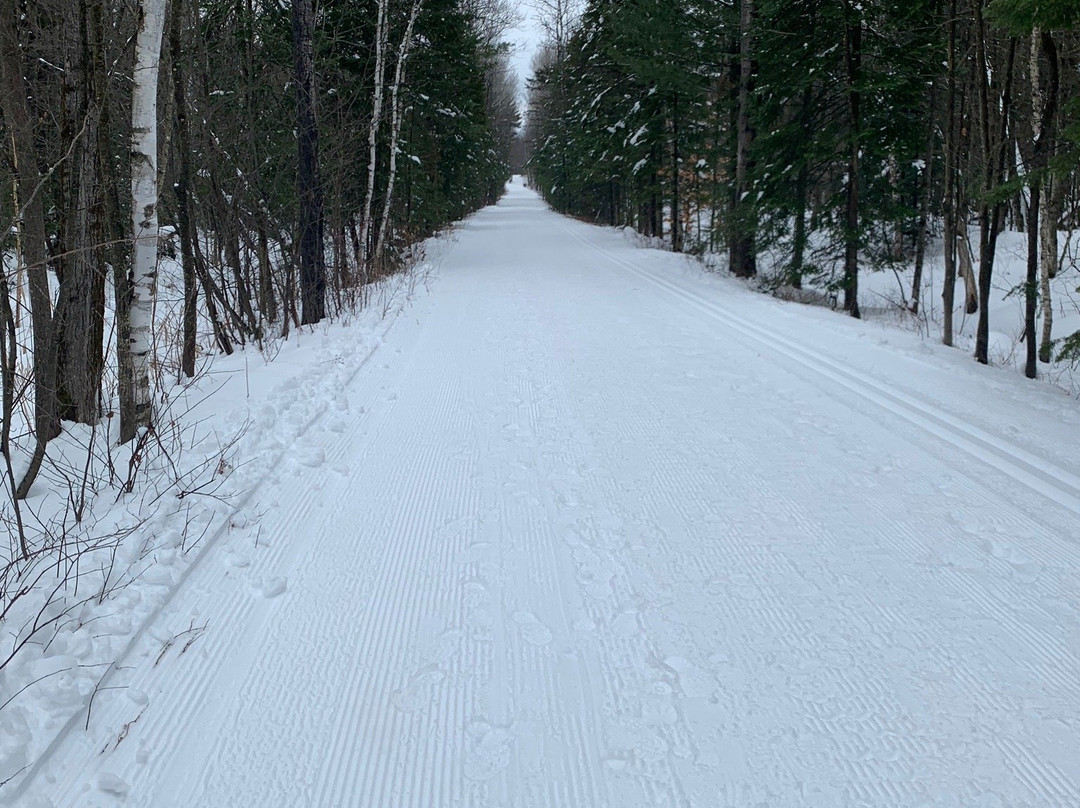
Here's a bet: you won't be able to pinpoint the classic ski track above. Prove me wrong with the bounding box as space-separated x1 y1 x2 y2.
567 222 1080 592
599 234 1080 577
4 306 416 806
600 233 1080 574
559 219 1080 800
563 220 1080 523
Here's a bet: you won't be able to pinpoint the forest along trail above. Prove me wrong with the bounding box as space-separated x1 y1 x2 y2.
15 179 1080 807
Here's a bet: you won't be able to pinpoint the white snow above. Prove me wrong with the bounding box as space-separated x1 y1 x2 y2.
95 773 129 797
5 178 1080 807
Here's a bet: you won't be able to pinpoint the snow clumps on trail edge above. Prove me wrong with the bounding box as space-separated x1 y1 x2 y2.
0 274 425 796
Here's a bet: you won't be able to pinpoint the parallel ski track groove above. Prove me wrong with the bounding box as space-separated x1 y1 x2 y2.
570 223 1080 522
562 220 1080 802
323 384 466 808
498 267 700 807
574 225 1080 657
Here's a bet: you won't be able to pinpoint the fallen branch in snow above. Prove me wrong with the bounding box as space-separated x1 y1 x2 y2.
111 707 144 750
84 660 129 731
154 619 208 668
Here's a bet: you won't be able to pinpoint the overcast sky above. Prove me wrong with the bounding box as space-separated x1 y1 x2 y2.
505 1 544 104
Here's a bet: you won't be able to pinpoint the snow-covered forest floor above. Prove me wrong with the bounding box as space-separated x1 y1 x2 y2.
807 230 1080 393
676 222 1080 396
4 178 1080 806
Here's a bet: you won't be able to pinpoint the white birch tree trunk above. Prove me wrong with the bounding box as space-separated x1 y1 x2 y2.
359 0 389 280
374 0 423 269
1033 28 1061 365
1025 27 1060 370
128 0 166 438
1039 178 1059 363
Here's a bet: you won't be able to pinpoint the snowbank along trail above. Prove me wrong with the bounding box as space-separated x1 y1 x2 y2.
11 178 1080 807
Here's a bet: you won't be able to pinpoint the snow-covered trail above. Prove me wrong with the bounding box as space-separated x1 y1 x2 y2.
15 180 1080 807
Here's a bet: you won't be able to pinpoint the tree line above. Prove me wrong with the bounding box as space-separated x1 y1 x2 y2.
525 0 1080 376
0 0 519 505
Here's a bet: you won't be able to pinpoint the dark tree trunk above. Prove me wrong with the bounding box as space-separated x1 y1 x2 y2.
912 78 936 316
974 23 1016 365
671 92 681 252
730 0 756 278
1024 179 1041 377
789 85 813 290
649 162 660 238
0 0 60 497
222 208 258 334
0 256 27 555
293 0 325 325
843 5 862 319
942 0 959 345
171 0 198 378
55 0 108 424
108 141 137 445
256 220 277 325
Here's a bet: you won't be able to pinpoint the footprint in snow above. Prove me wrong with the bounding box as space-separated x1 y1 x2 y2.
640 689 678 726
604 755 630 772
572 616 597 634
984 538 1040 575
611 610 640 638
296 446 325 468
463 721 514 781
255 577 287 599
663 656 718 700
513 612 553 646
391 667 446 713
423 629 464 666
126 688 150 707
634 733 670 764
464 579 490 607
97 772 130 797
460 540 494 566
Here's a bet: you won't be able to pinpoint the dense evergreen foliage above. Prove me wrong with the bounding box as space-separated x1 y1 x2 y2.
526 0 1080 363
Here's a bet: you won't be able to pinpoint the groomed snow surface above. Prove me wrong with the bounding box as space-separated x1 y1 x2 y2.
9 179 1080 807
